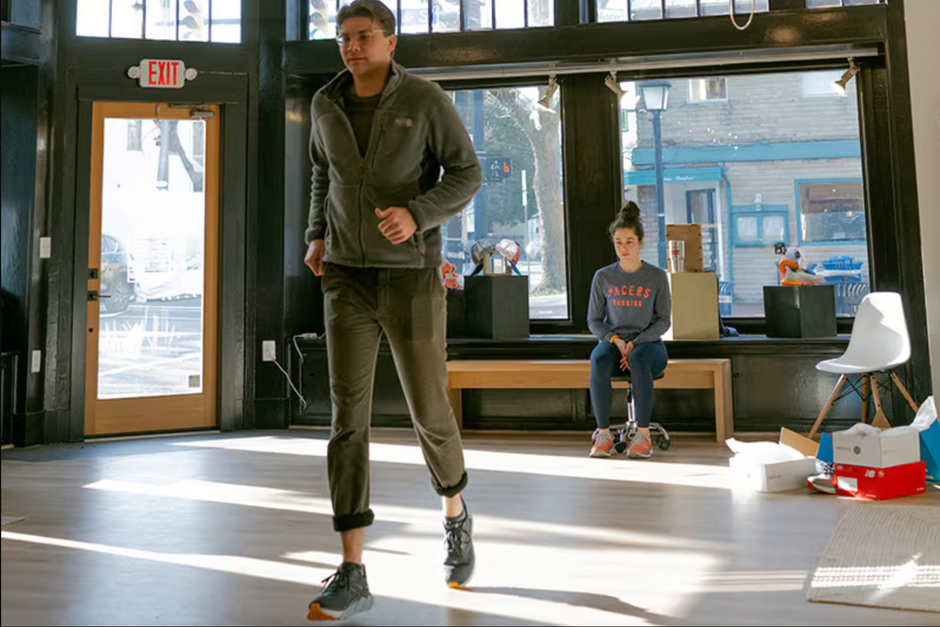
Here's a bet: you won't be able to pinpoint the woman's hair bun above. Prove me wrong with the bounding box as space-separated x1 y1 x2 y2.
619 201 641 221
609 201 645 241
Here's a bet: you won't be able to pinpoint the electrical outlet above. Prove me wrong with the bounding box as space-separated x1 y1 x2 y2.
262 340 277 362
31 350 42 373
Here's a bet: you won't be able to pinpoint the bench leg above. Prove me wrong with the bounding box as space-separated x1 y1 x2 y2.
448 388 463 430
714 363 734 443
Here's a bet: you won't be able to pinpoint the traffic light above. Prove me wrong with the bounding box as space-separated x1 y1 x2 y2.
309 0 332 40
484 157 512 184
180 0 208 42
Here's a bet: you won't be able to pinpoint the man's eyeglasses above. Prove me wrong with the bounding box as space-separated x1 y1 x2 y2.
335 29 386 48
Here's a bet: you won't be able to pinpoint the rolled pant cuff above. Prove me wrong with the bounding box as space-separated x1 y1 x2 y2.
433 471 468 498
333 509 375 532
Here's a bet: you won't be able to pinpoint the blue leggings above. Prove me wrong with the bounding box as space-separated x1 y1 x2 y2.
590 341 668 430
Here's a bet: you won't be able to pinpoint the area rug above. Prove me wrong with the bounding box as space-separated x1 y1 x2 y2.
807 505 940 613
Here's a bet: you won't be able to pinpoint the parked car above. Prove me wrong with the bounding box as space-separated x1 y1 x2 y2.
100 234 136 313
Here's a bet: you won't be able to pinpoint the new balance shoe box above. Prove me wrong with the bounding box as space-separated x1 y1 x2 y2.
834 462 927 500
921 420 940 483
832 426 921 468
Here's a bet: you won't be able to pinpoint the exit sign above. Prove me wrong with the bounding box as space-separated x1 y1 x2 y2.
127 59 198 89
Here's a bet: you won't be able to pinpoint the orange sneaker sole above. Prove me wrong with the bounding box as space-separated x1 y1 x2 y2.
307 604 340 621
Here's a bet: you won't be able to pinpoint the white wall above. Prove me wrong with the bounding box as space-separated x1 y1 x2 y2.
905 0 940 396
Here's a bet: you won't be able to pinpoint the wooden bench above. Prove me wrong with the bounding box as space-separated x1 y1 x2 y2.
446 359 734 442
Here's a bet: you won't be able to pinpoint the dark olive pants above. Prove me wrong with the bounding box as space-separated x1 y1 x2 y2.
322 263 468 532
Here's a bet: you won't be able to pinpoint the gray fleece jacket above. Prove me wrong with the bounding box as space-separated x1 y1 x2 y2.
306 62 483 268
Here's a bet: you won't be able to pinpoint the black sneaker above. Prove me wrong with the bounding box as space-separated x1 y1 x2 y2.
307 562 375 621
443 503 475 589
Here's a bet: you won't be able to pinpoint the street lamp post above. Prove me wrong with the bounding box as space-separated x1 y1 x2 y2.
641 81 671 269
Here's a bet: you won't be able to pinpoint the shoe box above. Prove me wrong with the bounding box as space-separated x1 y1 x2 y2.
834 462 927 500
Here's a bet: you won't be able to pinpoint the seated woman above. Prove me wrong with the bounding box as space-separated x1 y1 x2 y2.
588 202 672 459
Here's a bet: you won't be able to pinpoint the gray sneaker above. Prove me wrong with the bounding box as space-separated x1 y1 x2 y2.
307 562 375 621
444 503 475 589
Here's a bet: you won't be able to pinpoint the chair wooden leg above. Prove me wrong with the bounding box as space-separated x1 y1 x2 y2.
870 374 892 430
809 375 848 439
890 372 921 414
861 374 870 424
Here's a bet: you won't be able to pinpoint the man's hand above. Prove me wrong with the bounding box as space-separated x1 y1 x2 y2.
376 207 418 245
304 239 326 276
614 338 635 371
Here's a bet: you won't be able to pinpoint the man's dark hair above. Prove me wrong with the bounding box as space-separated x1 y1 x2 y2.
337 0 396 37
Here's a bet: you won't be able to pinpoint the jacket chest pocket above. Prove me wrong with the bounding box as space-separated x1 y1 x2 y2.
372 116 425 175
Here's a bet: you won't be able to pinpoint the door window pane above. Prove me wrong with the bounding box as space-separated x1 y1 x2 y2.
98 118 208 399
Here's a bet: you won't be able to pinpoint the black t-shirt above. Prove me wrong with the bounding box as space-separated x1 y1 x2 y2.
344 85 381 158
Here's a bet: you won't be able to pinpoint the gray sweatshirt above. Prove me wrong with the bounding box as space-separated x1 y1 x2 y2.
306 62 483 269
588 261 672 345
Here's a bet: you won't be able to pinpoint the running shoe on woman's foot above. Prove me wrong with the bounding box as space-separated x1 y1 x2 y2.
590 429 615 458
626 432 653 459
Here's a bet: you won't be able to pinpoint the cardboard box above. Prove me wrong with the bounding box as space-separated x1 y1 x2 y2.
764 285 837 338
780 427 820 457
833 426 921 468
730 455 817 493
666 224 704 272
665 272 720 340
834 462 927 500
921 420 940 483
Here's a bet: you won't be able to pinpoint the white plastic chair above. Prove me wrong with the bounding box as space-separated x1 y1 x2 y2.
809 292 921 438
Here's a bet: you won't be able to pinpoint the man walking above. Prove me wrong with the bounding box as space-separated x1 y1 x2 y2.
303 0 483 620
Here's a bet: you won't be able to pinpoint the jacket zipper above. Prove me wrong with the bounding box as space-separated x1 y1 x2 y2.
371 120 386 170
361 119 386 266
332 72 398 267
358 158 366 266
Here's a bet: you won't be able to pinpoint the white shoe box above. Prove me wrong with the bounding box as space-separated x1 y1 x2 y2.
729 456 817 493
832 426 921 468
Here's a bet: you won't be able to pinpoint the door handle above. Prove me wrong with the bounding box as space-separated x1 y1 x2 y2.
88 291 111 302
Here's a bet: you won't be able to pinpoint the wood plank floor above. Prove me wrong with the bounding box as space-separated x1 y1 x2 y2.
2 429 938 626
